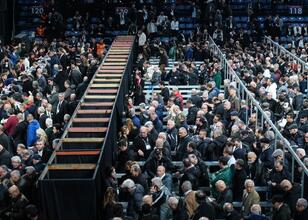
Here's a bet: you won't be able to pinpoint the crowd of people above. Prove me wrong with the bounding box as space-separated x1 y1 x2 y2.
0 0 306 219
0 6 107 218
96 1 308 220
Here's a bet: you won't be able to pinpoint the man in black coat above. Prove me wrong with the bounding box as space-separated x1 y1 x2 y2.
75 76 89 100
54 93 68 124
190 89 202 108
0 144 11 166
0 125 10 151
7 185 29 220
213 180 233 218
188 153 210 187
232 159 247 201
223 202 241 220
186 100 198 125
294 198 308 220
12 113 28 148
272 195 291 220
37 107 48 130
193 190 216 220
53 64 68 92
159 81 170 104
280 179 302 216
33 139 52 164
168 197 188 220
130 163 149 194
176 127 191 161
166 119 178 151
206 129 227 161
133 126 155 160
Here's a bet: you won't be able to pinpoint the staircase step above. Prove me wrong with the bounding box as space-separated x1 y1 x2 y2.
48 163 97 170
56 150 101 156
87 89 118 93
73 118 110 123
67 127 107 133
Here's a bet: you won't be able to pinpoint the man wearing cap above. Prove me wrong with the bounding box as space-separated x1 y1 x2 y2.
288 124 304 148
269 161 291 195
121 179 145 219
272 148 289 169
298 112 308 133
32 154 45 173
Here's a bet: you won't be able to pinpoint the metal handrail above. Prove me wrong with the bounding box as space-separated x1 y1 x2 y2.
264 36 308 95
208 36 308 197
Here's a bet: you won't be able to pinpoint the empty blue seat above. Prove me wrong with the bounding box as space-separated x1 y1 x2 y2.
179 23 186 29
186 23 194 29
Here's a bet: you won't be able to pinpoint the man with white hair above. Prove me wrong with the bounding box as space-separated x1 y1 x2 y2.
242 179 260 216
245 204 268 220
168 196 188 220
294 198 308 219
37 106 48 130
121 178 144 219
151 177 172 220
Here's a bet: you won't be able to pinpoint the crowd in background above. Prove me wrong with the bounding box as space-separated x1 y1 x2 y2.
0 7 106 218
97 1 308 220
0 0 306 219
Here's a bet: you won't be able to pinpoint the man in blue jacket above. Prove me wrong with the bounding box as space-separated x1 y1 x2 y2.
26 114 40 147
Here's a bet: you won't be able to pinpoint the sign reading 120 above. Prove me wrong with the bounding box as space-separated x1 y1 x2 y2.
289 6 302 14
31 6 44 15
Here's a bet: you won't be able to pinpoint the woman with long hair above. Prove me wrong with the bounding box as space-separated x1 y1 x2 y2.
102 187 117 220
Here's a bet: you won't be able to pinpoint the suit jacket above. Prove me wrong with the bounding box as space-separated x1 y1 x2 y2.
272 204 291 220
55 100 68 123
39 113 48 130
184 190 199 219
242 189 260 215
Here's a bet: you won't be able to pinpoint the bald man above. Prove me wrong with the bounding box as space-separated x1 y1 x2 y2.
156 165 172 192
280 179 301 215
133 126 155 160
8 185 29 219
176 127 191 160
213 180 233 218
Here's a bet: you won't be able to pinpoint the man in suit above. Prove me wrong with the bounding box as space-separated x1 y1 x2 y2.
54 93 68 124
242 179 260 216
34 139 52 164
37 107 48 130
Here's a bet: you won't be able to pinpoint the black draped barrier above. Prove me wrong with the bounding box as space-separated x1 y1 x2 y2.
38 36 135 220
